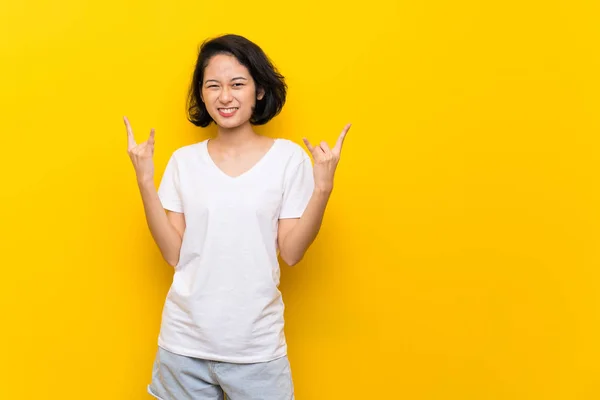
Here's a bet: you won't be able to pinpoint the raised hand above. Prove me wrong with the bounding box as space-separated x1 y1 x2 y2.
124 116 155 184
302 123 351 192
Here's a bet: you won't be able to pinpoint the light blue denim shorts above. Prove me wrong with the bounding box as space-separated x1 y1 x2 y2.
147 346 295 400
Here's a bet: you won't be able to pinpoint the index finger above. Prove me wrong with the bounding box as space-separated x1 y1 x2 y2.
123 116 136 150
334 123 351 153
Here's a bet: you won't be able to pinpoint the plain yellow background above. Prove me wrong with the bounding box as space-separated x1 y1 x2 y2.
1 0 600 398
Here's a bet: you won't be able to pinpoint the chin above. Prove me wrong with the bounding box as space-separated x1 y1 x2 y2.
215 118 244 129
213 113 251 129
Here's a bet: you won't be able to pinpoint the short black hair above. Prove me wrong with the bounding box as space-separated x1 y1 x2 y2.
187 34 287 127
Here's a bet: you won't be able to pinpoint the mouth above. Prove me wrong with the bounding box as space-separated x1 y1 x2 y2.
218 107 239 117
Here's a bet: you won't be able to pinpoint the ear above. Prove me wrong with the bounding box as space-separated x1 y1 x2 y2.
257 87 265 101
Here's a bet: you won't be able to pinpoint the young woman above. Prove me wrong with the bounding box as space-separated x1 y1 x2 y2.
124 34 351 400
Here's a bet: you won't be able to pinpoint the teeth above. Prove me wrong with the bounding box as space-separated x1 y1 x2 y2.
220 108 237 113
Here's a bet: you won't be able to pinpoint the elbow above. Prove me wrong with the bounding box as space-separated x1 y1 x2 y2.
285 258 300 267
164 253 180 268
164 244 182 268
280 242 310 266
282 252 303 267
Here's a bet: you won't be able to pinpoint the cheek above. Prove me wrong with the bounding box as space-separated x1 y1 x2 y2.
201 89 213 103
243 91 258 108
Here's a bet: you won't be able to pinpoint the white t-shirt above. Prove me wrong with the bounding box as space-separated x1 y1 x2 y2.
155 138 314 363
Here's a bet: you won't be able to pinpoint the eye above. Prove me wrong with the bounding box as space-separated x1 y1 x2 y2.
233 83 244 87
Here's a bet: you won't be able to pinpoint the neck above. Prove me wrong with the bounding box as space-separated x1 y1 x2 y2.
213 122 260 148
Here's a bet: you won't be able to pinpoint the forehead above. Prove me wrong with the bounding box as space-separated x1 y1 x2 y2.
204 54 250 79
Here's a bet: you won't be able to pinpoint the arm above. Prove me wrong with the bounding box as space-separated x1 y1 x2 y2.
138 179 186 267
278 122 352 266
278 188 331 266
124 116 185 268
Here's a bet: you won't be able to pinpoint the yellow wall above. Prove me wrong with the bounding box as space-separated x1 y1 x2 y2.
1 0 600 398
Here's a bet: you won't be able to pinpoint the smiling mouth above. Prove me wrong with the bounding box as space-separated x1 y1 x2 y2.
218 107 239 113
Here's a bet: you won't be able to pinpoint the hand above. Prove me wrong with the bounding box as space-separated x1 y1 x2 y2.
302 123 351 193
124 116 155 184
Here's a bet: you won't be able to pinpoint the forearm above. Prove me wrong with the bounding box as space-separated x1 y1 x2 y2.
280 187 332 265
137 179 183 267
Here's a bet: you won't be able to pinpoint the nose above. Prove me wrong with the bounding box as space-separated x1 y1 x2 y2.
219 87 233 104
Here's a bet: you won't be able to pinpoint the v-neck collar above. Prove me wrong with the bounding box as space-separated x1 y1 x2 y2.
201 138 279 181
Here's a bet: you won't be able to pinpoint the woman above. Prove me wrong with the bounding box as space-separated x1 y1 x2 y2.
124 34 350 400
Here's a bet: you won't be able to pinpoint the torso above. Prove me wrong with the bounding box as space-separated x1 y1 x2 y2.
206 136 276 178
155 137 315 363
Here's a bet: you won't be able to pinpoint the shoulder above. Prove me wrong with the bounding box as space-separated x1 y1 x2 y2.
168 140 207 161
274 138 311 165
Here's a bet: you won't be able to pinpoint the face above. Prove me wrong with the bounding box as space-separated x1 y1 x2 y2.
201 53 264 129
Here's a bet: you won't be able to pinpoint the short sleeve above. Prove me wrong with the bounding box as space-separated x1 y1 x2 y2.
157 152 184 213
279 152 314 219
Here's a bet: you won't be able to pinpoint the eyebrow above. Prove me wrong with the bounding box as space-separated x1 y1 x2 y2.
205 77 248 84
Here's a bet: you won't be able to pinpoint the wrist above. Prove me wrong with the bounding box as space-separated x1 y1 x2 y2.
137 176 154 188
314 185 333 195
